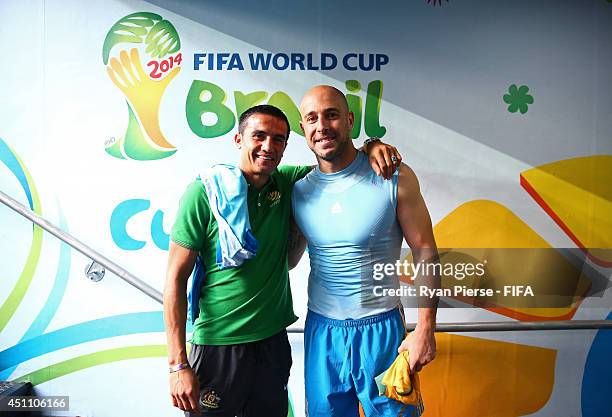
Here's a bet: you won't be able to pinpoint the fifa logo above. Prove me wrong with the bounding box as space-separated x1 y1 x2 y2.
102 12 182 161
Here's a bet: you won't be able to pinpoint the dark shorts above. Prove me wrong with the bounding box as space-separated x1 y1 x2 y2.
186 330 292 417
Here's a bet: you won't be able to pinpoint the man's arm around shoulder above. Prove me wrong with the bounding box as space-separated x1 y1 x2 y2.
164 242 200 413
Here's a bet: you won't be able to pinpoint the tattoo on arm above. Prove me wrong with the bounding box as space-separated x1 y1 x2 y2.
288 216 307 270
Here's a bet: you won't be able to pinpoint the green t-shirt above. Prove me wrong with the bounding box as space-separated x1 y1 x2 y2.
171 165 311 345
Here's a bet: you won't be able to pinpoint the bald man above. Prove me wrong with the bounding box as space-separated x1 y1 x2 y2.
292 86 439 417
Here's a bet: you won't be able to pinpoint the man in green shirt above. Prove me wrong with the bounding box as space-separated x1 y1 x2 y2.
164 104 401 416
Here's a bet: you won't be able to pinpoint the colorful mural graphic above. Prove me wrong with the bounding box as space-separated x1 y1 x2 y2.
430 200 591 321
521 156 612 267
1 2 610 417
0 139 171 384
103 12 182 161
0 138 43 334
419 333 556 416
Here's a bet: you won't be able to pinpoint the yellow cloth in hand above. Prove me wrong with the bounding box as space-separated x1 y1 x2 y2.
380 351 424 413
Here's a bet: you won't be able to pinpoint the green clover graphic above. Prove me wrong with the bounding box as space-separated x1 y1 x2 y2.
503 84 534 114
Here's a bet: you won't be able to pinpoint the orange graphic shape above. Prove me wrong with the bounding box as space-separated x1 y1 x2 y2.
520 155 612 267
426 200 591 321
419 333 556 417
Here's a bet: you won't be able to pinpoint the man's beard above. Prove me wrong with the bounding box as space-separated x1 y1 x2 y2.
318 136 348 162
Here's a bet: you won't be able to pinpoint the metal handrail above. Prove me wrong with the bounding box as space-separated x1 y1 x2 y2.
2 190 610 332
0 190 162 303
288 320 612 333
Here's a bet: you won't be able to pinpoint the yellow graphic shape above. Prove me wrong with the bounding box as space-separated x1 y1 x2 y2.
418 333 556 417
107 48 180 152
425 200 591 321
520 155 612 267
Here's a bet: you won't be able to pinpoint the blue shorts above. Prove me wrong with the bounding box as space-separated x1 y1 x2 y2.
304 308 421 417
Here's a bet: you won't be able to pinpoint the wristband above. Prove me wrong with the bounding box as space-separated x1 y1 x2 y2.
169 362 190 373
363 136 381 153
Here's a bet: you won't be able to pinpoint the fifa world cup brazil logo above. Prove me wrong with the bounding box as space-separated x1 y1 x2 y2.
102 12 182 161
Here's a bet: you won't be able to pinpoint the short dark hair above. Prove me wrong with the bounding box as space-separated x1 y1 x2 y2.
238 105 291 141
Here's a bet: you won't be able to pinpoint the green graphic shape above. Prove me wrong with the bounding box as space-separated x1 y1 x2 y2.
364 80 386 137
15 345 167 386
103 12 180 64
234 91 267 120
267 92 303 136
145 19 181 59
346 80 362 139
0 146 43 332
104 137 125 159
102 12 160 64
186 80 236 138
503 84 534 114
